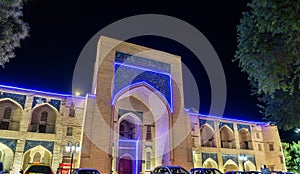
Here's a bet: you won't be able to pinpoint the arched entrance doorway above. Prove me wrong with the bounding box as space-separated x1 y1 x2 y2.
244 161 256 171
117 114 141 174
220 126 235 148
22 145 52 170
223 159 239 172
239 129 252 150
203 158 218 168
200 124 215 147
112 83 172 174
0 143 14 170
118 155 133 174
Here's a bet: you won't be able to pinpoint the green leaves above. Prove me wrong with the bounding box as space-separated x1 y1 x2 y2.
0 0 29 67
235 0 300 129
283 141 300 172
236 0 300 95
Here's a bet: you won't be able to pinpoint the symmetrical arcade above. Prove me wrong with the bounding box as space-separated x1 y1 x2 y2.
0 36 287 174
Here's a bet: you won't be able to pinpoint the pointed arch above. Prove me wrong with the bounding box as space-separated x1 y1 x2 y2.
244 160 256 171
22 145 52 169
203 158 218 168
31 103 59 115
118 112 142 125
0 98 23 131
113 81 172 168
119 152 134 160
0 98 23 111
33 152 41 162
118 153 134 174
118 113 142 140
239 128 253 150
3 107 12 119
200 124 215 147
220 125 235 148
223 159 239 172
29 103 58 133
0 142 14 170
112 81 172 113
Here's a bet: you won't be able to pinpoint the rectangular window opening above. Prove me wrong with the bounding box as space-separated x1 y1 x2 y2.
67 127 73 136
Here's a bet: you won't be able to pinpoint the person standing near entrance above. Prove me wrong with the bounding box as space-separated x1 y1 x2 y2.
262 165 270 174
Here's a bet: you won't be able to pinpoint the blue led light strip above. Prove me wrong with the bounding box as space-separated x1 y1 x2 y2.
188 111 266 125
0 84 86 98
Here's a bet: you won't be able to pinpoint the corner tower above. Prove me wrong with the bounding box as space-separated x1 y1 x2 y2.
80 36 193 174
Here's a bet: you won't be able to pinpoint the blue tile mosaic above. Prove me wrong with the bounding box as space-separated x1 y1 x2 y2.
0 92 26 109
219 122 234 131
113 63 172 110
49 99 61 111
0 138 17 152
240 154 255 165
222 154 238 165
202 152 218 164
199 119 215 129
32 97 46 108
32 97 61 112
24 140 54 153
237 124 251 132
115 51 171 73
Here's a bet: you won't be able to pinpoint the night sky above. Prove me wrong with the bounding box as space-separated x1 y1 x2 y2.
1 0 290 134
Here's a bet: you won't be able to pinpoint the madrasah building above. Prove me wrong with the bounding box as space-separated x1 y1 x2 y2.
0 36 286 174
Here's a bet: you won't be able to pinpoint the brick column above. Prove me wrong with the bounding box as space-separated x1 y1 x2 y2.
12 139 26 173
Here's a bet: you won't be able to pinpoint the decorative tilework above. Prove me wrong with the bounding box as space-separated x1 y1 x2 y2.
113 63 172 110
32 97 61 112
199 119 214 129
118 109 143 121
0 138 17 152
240 154 256 165
0 92 26 109
24 140 54 153
237 124 251 132
118 148 136 159
219 122 234 131
49 99 61 111
202 152 218 164
32 97 46 108
118 140 139 160
222 154 238 165
115 51 171 73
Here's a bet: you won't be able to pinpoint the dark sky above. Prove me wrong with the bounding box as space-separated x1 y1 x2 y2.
0 0 265 122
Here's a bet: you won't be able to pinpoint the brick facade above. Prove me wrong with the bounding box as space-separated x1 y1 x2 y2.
0 36 286 174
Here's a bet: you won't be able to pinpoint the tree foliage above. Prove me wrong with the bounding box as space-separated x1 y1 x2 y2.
0 0 29 67
282 141 300 173
235 0 300 130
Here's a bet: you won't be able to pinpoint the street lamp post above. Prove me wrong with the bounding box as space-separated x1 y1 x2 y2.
65 142 80 174
239 154 247 172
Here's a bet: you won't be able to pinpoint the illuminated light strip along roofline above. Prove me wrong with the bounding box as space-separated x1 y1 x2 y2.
87 93 96 97
0 84 86 98
187 111 266 125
